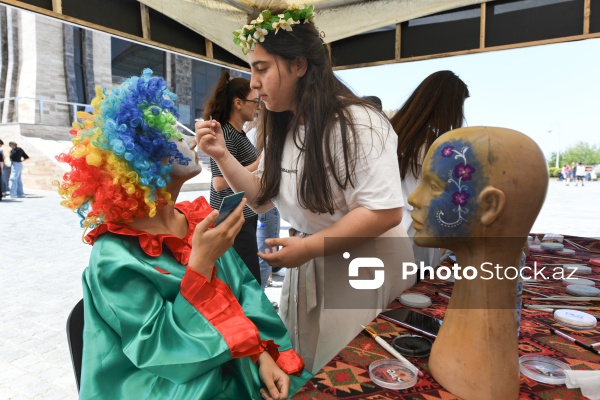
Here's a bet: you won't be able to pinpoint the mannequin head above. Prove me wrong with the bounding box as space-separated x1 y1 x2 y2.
409 126 548 250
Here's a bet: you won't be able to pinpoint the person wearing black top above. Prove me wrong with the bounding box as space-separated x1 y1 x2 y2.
8 141 29 198
0 139 4 201
202 72 261 283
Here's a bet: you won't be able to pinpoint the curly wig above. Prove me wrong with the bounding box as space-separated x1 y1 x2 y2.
57 69 190 234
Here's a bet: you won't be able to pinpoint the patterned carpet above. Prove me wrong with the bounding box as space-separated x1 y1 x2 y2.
292 235 600 399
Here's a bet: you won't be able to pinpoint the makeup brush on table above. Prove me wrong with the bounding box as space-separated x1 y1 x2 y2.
361 325 423 377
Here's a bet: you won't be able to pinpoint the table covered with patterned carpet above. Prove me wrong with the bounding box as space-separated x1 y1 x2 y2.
292 235 600 399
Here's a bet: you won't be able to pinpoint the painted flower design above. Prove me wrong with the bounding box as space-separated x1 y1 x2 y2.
441 146 454 157
454 163 475 180
452 192 470 206
435 145 474 228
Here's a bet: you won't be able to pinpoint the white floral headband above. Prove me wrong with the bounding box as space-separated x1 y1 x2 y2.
233 4 315 55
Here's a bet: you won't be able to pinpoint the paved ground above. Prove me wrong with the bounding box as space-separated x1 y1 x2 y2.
0 179 598 399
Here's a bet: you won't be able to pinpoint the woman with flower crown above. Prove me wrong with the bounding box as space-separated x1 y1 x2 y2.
57 69 310 399
196 5 416 373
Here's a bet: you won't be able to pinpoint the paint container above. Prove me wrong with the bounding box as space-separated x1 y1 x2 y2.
369 359 418 390
519 355 571 385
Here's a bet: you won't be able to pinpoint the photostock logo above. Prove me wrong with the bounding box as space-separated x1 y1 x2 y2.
324 237 407 309
345 252 385 290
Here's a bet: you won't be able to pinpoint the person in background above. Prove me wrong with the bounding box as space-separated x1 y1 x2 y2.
0 139 4 201
575 162 586 186
8 141 29 198
57 69 310 399
562 163 571 185
390 70 469 270
203 72 262 283
197 4 415 373
361 95 383 112
0 140 8 196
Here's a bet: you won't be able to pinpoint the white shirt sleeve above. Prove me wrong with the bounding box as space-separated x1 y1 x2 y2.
333 106 404 211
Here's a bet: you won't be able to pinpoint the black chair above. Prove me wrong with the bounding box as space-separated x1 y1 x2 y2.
66 299 84 392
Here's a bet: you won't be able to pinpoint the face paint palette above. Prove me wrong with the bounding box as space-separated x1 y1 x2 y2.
556 248 576 256
528 244 543 252
565 284 600 297
541 242 564 251
392 335 432 358
554 309 598 330
369 359 418 390
561 264 592 275
562 278 595 287
519 355 571 385
399 293 432 308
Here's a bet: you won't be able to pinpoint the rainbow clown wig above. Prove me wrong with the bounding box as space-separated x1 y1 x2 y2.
57 69 191 236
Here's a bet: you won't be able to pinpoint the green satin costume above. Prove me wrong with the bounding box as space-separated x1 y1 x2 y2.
79 197 311 399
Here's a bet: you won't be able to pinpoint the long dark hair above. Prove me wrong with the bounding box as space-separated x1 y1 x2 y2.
202 72 251 123
390 70 469 180
255 21 383 214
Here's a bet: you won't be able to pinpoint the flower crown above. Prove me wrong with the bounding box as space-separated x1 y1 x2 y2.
233 4 315 54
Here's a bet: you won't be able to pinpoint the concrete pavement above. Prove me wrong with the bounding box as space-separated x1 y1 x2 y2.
0 179 598 399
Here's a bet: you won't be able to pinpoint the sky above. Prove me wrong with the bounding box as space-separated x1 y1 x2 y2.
335 37 600 163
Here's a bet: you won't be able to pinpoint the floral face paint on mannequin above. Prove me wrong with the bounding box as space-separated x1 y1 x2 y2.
409 139 487 240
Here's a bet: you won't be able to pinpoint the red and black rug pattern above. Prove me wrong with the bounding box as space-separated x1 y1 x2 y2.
292 235 600 399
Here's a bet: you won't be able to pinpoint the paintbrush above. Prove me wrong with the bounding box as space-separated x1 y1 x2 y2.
525 304 600 311
361 325 423 377
530 297 600 302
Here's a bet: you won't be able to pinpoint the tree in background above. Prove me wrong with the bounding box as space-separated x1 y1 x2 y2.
548 141 600 167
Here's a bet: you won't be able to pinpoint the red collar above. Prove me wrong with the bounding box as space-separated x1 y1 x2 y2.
86 197 213 265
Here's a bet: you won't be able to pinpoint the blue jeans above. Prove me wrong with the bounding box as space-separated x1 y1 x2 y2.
1 165 8 193
9 162 24 197
257 208 281 289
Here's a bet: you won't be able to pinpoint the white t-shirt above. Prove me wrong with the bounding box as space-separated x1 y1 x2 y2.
256 105 404 234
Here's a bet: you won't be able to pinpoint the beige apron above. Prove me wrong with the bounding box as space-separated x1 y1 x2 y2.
280 227 416 374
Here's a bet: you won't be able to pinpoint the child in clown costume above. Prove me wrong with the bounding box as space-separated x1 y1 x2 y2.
57 69 310 399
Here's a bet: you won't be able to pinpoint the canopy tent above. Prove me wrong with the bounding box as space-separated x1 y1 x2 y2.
1 0 599 70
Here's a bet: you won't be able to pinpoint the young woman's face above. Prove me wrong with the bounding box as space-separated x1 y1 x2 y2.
247 44 300 113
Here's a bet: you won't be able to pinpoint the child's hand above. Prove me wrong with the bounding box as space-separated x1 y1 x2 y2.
187 199 246 279
258 352 290 400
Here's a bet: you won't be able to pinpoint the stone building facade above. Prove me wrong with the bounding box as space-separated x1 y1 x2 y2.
0 4 236 191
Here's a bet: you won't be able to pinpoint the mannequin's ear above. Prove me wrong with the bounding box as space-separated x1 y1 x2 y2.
292 57 308 78
478 186 505 226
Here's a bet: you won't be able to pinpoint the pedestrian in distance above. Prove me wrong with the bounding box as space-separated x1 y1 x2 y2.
8 141 29 198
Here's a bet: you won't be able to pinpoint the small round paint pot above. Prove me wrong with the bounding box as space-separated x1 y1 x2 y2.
392 335 432 358
519 355 571 385
541 242 564 251
399 293 432 308
369 359 418 390
554 309 598 330
565 284 600 297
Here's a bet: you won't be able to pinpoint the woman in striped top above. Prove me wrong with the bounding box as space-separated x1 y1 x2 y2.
202 72 262 283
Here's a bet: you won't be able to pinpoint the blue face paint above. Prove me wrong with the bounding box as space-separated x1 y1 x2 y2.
425 140 487 237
